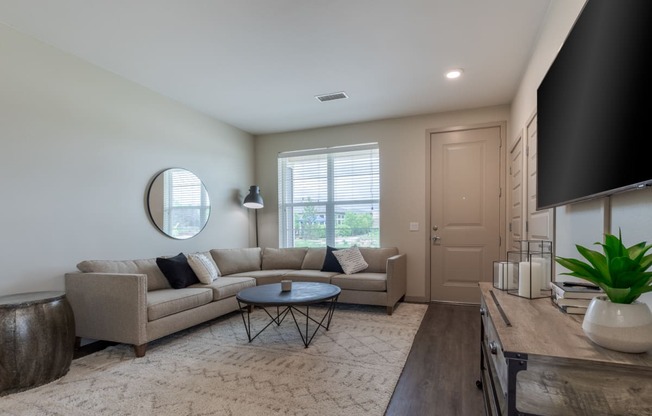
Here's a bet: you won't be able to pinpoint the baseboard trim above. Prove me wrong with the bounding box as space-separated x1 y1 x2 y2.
429 299 480 307
404 295 428 303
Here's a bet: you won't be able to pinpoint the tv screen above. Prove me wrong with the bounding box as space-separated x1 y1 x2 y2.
536 0 652 210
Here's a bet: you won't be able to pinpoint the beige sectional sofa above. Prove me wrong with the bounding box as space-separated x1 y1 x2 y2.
65 246 406 357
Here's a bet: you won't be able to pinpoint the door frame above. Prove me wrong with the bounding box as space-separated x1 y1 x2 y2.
424 121 507 302
524 108 555 243
508 127 525 253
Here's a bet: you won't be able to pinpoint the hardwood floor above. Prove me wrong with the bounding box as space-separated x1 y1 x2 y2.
75 302 485 415
386 302 484 416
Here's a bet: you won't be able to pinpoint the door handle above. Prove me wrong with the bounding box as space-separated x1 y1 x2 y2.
431 235 441 243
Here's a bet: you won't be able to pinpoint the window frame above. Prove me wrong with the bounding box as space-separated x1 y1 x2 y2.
278 143 380 248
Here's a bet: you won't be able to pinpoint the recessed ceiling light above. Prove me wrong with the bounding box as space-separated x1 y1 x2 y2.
446 69 463 79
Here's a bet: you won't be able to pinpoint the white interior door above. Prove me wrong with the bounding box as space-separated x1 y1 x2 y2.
430 126 502 303
526 114 554 241
509 135 524 251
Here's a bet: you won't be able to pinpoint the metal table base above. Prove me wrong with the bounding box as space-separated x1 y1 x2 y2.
237 297 338 348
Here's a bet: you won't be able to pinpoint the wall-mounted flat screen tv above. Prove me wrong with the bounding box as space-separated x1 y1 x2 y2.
536 0 652 210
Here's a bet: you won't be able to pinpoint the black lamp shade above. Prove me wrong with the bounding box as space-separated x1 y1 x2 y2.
243 185 264 209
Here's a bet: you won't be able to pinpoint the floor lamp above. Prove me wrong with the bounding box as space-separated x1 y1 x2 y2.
243 185 264 247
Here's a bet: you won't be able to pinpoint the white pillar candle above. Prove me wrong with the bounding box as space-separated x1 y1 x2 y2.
494 262 518 290
518 262 531 298
530 261 542 296
494 262 503 289
532 257 550 289
518 261 543 298
494 262 509 289
507 262 517 289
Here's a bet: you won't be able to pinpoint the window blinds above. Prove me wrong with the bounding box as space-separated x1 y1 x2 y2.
278 143 379 248
163 169 210 239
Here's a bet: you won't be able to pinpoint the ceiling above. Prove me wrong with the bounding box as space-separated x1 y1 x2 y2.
0 0 552 135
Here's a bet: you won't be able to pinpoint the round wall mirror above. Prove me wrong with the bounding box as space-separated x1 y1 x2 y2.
147 168 211 239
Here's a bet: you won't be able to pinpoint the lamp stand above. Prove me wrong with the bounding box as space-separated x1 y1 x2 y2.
254 209 259 247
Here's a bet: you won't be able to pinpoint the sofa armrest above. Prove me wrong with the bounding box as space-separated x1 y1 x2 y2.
65 272 148 346
386 254 407 314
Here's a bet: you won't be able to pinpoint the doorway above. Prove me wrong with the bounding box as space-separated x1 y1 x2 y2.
429 125 503 303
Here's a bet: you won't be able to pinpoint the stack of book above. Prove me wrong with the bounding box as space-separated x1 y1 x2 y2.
551 281 603 315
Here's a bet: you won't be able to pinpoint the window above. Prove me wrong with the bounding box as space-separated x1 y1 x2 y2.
278 143 379 248
162 169 210 239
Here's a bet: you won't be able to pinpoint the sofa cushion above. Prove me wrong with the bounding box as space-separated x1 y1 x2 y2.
190 276 255 301
228 270 293 280
283 270 337 283
262 247 307 270
358 247 399 273
211 248 261 276
332 246 369 274
332 272 387 292
228 270 295 286
76 258 171 291
302 248 326 270
321 246 344 273
146 288 212 321
187 252 220 284
156 253 200 289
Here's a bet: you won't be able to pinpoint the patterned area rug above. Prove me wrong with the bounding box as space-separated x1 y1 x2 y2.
1 302 427 416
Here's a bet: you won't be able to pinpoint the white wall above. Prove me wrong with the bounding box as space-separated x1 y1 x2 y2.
256 106 509 302
611 189 652 307
510 0 652 307
0 24 255 296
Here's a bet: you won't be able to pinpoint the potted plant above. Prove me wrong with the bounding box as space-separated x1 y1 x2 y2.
555 230 652 353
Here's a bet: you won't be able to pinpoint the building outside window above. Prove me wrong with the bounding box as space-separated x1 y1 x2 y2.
278 143 380 248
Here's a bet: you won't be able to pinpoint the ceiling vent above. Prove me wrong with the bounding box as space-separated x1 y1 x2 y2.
315 92 348 102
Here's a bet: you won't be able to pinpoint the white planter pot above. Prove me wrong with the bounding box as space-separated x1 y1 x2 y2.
582 295 652 354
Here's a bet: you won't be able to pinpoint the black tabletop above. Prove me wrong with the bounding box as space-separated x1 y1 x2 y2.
237 282 340 306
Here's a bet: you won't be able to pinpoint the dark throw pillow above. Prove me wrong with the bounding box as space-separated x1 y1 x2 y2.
321 246 344 273
156 253 200 289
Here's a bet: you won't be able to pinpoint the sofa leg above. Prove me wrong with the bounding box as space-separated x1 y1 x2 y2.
387 296 405 315
134 344 147 357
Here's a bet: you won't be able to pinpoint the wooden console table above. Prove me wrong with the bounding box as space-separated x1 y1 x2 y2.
478 282 652 416
0 291 75 395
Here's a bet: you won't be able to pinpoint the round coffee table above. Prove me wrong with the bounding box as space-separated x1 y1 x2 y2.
236 282 340 347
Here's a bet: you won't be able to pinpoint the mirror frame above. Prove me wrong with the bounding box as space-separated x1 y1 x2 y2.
146 168 211 239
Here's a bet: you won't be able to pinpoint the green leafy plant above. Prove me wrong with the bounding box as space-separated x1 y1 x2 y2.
555 230 652 304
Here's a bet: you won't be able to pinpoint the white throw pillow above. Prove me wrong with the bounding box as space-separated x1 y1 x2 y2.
332 246 368 275
187 253 220 284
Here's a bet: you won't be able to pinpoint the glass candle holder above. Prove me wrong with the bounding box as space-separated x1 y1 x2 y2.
493 261 517 290
506 240 552 299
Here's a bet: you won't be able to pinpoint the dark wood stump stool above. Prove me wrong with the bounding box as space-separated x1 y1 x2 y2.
0 291 76 396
